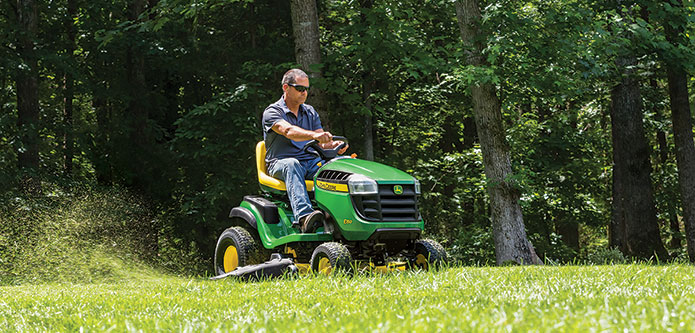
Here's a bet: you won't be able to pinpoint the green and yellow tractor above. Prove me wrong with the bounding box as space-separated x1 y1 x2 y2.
214 137 447 275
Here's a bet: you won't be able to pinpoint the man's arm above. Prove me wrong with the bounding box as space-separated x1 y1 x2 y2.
272 120 332 143
272 120 348 154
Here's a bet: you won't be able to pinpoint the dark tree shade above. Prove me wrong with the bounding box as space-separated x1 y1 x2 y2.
126 0 151 190
16 0 40 171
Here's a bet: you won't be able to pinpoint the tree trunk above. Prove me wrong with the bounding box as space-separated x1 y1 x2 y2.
559 105 580 252
363 110 374 160
609 55 668 259
357 0 375 160
462 116 477 149
455 0 541 265
16 0 40 171
128 0 147 144
249 3 257 49
663 0 695 261
62 74 74 176
362 75 375 160
557 220 580 252
126 0 149 188
93 96 112 184
290 0 330 129
62 0 77 176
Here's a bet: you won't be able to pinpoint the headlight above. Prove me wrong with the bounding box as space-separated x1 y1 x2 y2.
414 178 421 194
348 175 378 195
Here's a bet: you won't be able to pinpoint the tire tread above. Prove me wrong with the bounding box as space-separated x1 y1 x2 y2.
214 226 264 275
310 242 353 273
413 239 448 269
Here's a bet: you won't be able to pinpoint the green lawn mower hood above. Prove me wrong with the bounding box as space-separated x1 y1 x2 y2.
319 158 417 183
311 156 424 242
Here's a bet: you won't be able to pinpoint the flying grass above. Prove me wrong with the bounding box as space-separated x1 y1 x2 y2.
1 264 694 332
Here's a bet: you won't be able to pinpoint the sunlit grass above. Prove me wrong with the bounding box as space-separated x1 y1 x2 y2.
1 264 694 332
2 185 694 331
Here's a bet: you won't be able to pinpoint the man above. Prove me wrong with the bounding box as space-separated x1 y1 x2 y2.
262 69 348 233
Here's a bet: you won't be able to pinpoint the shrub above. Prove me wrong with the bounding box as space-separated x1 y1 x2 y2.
585 247 627 265
447 224 496 266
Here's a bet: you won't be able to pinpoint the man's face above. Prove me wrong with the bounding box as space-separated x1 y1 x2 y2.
283 76 309 105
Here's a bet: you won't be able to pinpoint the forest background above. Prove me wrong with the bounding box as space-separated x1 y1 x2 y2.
1 0 695 277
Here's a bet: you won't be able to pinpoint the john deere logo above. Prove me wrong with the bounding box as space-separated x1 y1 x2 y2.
393 185 403 195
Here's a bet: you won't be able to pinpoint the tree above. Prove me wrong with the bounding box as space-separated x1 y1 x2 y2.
608 2 668 259
126 0 149 189
609 54 668 259
661 0 695 261
455 0 541 265
358 0 375 161
15 0 40 171
62 0 77 176
290 0 330 129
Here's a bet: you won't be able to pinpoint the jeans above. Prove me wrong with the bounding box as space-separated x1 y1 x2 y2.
267 156 324 222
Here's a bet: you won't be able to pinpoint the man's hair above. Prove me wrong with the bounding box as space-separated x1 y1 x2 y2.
282 69 308 86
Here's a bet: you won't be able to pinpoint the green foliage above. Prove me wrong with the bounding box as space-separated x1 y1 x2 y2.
321 0 459 140
448 224 496 265
2 265 695 330
452 65 501 87
2 0 695 269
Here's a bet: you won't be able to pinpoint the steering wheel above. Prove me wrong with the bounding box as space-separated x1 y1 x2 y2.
302 135 348 161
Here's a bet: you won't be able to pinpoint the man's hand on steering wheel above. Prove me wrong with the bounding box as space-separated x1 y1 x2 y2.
311 131 348 154
312 131 332 144
302 135 349 160
318 137 349 155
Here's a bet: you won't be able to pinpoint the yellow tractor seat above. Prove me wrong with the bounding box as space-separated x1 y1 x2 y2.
256 141 314 192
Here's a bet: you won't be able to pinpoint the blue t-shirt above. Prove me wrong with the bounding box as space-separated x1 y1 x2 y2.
262 97 323 163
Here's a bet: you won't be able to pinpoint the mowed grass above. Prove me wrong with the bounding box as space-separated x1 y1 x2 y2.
1 264 694 332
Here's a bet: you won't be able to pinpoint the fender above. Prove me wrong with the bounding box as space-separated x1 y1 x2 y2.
229 207 257 230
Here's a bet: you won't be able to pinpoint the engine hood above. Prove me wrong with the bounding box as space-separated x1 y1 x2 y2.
319 158 415 183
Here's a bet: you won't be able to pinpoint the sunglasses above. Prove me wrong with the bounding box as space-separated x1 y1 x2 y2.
288 83 310 92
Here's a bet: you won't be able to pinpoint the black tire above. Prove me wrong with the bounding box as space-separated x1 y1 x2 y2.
411 239 448 270
214 227 264 275
310 242 353 275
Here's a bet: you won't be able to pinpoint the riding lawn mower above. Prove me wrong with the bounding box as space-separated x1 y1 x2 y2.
213 137 448 276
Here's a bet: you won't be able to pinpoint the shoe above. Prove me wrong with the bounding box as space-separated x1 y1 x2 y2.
299 210 325 233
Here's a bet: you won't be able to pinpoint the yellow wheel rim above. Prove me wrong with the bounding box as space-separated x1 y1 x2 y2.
317 257 332 275
415 254 428 270
223 245 239 273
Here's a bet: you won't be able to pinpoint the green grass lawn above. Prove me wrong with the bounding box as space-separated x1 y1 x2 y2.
1 265 694 332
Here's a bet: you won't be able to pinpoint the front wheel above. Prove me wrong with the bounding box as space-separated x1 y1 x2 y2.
214 227 264 275
310 242 353 275
411 239 448 270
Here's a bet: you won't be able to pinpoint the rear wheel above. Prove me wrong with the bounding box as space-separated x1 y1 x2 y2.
411 239 448 270
310 242 352 275
214 227 264 275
